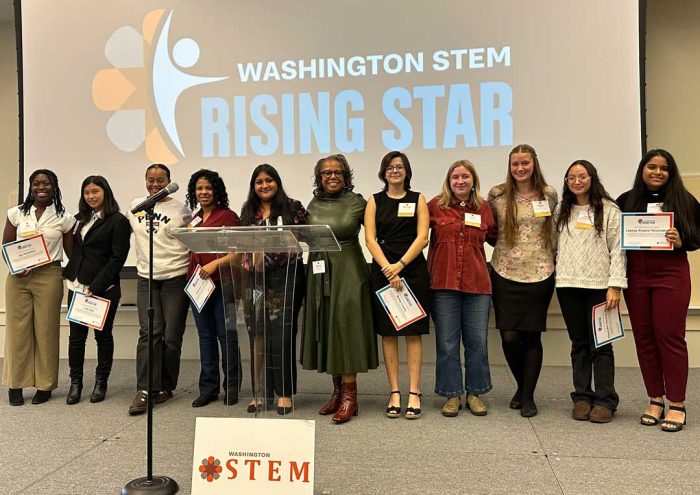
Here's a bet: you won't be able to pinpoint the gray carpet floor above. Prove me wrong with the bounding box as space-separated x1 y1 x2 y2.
1 359 698 495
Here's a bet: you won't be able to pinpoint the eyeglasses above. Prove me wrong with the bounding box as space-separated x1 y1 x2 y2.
320 170 344 178
146 178 168 185
565 175 591 184
386 165 405 172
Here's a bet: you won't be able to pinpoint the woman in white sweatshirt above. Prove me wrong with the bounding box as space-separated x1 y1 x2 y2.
554 160 626 424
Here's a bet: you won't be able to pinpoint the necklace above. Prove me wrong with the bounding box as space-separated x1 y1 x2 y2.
515 190 537 203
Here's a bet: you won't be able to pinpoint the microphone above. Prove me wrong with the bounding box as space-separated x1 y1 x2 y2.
130 182 179 214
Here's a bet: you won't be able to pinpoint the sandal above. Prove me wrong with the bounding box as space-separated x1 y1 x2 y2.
661 405 686 432
385 391 401 418
405 391 422 420
640 400 665 426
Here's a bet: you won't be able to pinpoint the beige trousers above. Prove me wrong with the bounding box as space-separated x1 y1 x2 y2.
2 263 64 390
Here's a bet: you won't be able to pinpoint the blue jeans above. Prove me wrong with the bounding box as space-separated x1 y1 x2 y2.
192 282 242 401
432 290 492 396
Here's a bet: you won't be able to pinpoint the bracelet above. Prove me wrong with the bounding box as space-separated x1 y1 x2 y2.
609 287 621 293
398 259 407 268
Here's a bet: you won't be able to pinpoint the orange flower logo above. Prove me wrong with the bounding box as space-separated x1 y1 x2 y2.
92 10 227 164
199 456 223 482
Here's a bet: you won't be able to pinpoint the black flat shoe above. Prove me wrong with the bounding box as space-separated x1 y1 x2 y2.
661 405 687 433
520 400 538 418
192 394 217 408
9 388 24 406
385 390 401 419
509 389 523 410
640 400 665 426
90 382 107 403
247 401 263 413
66 382 83 405
31 390 52 405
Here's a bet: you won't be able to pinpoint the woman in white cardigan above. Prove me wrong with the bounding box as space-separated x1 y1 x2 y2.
554 160 626 424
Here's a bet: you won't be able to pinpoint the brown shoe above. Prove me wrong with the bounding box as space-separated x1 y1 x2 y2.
332 381 358 424
319 376 343 415
589 405 614 423
572 401 592 421
466 394 487 416
441 397 462 417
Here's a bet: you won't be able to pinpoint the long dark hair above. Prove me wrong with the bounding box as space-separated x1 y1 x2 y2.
378 151 412 191
240 164 293 225
186 169 229 210
76 175 120 221
623 149 698 242
557 160 615 237
20 169 66 216
312 154 354 197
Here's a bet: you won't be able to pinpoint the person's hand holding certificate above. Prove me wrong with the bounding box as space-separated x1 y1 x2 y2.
185 265 216 311
375 278 427 331
67 292 112 331
591 302 625 348
2 234 52 274
620 212 674 250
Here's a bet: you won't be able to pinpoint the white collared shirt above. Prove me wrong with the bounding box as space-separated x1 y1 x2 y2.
7 203 75 262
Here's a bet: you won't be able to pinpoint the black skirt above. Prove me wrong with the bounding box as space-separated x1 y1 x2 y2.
490 269 554 332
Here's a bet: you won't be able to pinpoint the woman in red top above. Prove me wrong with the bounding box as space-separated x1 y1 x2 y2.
428 160 496 417
185 169 242 408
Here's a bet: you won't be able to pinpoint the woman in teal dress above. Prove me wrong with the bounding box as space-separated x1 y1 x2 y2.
301 154 378 424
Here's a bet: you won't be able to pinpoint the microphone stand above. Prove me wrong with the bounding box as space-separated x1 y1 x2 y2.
123 206 178 494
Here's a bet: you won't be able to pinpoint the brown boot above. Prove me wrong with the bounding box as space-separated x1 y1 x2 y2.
332 381 358 424
319 375 343 415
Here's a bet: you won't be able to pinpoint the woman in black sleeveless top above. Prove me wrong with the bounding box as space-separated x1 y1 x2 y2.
365 151 430 419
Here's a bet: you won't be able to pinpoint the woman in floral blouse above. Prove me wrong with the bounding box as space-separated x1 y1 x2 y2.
239 164 307 415
487 144 557 417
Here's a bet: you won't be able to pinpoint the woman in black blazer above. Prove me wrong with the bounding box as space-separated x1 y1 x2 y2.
63 176 130 404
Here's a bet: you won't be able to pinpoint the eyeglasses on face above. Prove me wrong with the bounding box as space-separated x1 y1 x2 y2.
565 175 591 184
386 165 405 172
146 178 168 185
320 170 344 178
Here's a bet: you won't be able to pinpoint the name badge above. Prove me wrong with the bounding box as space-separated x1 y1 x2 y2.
398 202 416 217
18 218 38 237
575 209 594 229
646 202 663 213
531 200 552 217
312 260 326 274
464 213 481 227
188 216 202 227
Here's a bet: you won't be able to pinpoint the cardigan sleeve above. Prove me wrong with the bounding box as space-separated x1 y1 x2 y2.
604 202 627 288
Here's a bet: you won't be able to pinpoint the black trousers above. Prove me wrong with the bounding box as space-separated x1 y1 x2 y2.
67 287 121 383
556 287 619 410
244 261 305 398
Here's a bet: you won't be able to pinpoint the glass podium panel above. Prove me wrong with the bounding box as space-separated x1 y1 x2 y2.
172 226 339 417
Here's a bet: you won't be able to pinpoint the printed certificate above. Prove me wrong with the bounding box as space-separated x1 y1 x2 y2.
2 234 51 274
591 302 625 348
67 292 111 331
185 265 216 312
620 212 673 250
375 278 427 331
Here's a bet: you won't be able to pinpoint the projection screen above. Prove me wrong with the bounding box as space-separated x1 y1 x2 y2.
19 0 643 264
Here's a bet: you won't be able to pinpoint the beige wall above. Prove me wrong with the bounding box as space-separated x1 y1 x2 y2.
1 3 699 364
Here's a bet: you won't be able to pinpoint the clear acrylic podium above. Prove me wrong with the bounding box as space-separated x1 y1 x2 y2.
172 225 340 416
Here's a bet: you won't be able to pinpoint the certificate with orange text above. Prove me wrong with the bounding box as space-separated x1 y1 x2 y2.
2 234 51 274
67 292 111 331
376 279 427 331
620 212 673 250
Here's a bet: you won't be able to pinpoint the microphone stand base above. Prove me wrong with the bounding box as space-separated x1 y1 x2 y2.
121 476 179 495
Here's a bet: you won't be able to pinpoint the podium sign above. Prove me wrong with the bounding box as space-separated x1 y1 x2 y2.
192 418 315 494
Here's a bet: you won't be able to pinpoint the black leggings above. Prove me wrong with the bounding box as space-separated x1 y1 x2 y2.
500 330 543 402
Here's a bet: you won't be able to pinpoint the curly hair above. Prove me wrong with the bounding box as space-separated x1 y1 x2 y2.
557 160 614 237
186 169 229 210
20 169 66 216
312 154 354 197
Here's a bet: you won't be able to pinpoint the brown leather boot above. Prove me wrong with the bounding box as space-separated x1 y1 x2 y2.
319 375 343 415
332 380 358 424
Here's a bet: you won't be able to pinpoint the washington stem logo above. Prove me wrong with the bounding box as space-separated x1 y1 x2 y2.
199 456 223 482
92 9 227 164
